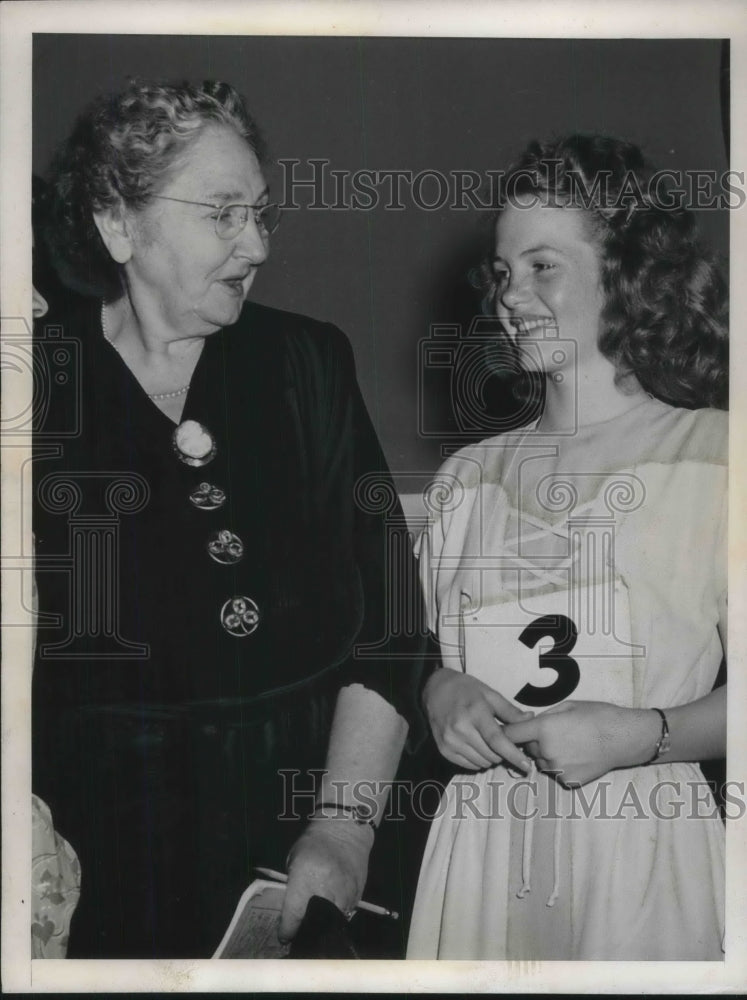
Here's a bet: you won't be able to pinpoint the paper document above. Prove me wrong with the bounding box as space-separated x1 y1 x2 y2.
213 879 290 959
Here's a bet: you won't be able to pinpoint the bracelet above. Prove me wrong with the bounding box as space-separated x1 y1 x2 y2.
311 802 377 829
647 708 671 764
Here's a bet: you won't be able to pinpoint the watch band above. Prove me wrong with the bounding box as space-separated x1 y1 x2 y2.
648 707 671 763
312 802 377 828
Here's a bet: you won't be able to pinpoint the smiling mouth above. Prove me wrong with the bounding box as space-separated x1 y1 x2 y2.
504 315 557 336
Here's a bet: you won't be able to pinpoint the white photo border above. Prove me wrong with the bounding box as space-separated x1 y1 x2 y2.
2 0 746 992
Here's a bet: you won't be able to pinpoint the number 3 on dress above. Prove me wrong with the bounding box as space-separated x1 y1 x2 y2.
514 614 580 707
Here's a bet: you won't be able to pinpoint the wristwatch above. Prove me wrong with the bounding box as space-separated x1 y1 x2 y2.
648 708 671 763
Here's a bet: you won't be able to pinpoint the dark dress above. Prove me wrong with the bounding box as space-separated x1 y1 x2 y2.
32 296 428 958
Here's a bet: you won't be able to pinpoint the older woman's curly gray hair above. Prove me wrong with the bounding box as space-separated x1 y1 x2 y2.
45 79 267 299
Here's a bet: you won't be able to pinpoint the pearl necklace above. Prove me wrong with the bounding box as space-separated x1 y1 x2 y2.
101 302 192 400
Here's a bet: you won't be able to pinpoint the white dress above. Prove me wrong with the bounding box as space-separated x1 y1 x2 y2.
407 399 726 960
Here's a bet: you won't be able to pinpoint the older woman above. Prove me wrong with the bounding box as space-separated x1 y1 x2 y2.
33 80 425 958
407 134 727 960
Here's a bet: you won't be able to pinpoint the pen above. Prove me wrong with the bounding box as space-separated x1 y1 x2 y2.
254 867 400 921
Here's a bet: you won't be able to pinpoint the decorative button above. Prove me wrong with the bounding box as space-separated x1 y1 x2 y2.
190 482 226 511
173 419 217 467
207 529 244 565
220 596 260 636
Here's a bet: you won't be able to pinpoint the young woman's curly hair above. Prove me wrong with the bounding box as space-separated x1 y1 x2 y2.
45 79 266 299
482 133 728 410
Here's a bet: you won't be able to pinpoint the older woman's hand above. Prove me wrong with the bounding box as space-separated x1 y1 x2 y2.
278 818 374 942
424 668 534 772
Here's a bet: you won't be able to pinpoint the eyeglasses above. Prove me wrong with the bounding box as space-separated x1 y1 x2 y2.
151 196 282 240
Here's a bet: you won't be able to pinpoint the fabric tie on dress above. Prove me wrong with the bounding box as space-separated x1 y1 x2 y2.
498 502 602 593
517 767 536 899
516 764 563 908
547 813 562 907
498 505 603 909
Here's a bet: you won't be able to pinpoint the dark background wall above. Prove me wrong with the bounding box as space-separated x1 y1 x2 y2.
33 35 728 487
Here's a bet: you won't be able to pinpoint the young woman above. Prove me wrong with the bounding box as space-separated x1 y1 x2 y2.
407 134 727 960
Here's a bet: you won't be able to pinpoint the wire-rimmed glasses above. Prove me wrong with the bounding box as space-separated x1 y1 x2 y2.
152 196 282 239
